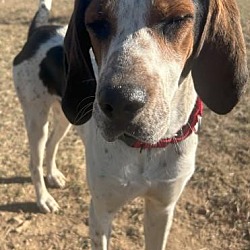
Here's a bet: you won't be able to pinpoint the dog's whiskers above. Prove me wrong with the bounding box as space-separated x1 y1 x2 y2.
74 78 95 111
76 95 95 111
75 108 93 124
81 78 95 83
74 102 94 124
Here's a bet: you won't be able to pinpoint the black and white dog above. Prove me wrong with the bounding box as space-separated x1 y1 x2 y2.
13 0 70 213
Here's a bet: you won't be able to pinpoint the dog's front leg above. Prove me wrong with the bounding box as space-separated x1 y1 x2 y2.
89 199 114 250
144 199 176 250
143 170 194 250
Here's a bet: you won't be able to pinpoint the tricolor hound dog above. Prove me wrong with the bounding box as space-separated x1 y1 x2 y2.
13 0 248 248
62 0 248 249
13 0 70 213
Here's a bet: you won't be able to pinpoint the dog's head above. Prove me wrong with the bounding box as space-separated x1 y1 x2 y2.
62 0 248 143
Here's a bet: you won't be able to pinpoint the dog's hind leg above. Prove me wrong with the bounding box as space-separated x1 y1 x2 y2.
45 101 71 188
23 100 60 213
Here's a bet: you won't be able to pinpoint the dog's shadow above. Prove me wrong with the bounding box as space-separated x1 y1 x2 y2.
0 176 31 184
0 176 41 213
0 202 40 213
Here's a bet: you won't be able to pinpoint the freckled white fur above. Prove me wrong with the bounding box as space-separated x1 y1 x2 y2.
96 0 197 144
34 0 53 28
80 117 197 249
42 0 52 10
83 1 198 249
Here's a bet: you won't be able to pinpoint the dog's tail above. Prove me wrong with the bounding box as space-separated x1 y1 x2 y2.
28 0 52 38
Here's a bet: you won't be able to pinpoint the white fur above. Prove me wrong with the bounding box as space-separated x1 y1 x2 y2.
41 0 52 10
81 1 198 249
13 14 69 212
94 0 196 145
78 118 197 250
34 0 53 28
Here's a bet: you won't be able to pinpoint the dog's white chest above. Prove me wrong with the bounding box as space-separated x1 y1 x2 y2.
78 119 197 204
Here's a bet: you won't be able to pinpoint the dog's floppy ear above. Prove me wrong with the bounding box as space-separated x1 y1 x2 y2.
192 0 248 114
62 0 96 125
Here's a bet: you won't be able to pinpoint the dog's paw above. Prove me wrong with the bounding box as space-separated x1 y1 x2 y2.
46 169 66 188
37 192 60 213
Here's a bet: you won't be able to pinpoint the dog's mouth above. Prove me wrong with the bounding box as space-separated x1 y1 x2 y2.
118 133 144 145
95 119 139 143
94 114 165 145
93 101 169 144
102 128 157 145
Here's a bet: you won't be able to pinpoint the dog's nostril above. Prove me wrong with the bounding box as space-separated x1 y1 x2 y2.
100 103 114 118
104 104 113 113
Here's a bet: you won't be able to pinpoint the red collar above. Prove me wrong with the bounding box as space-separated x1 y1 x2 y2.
120 98 203 149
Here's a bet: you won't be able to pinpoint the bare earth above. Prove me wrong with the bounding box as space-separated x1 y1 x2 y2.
0 1 249 249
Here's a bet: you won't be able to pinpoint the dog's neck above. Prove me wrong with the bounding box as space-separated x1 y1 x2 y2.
119 99 202 149
120 74 201 149
166 73 198 137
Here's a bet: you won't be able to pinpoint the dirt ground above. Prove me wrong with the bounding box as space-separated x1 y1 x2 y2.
0 0 249 249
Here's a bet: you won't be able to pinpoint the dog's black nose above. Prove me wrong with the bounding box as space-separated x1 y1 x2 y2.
98 85 147 121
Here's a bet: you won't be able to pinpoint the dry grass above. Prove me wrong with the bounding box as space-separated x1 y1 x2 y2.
0 0 249 249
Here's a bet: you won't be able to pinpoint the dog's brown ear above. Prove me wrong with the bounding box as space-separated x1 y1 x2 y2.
62 0 96 125
192 0 248 114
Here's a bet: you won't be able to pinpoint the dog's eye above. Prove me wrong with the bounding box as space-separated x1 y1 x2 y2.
86 20 111 40
169 15 193 25
162 14 194 38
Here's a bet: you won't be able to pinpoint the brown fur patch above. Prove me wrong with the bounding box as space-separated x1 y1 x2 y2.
148 0 195 63
149 0 195 25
